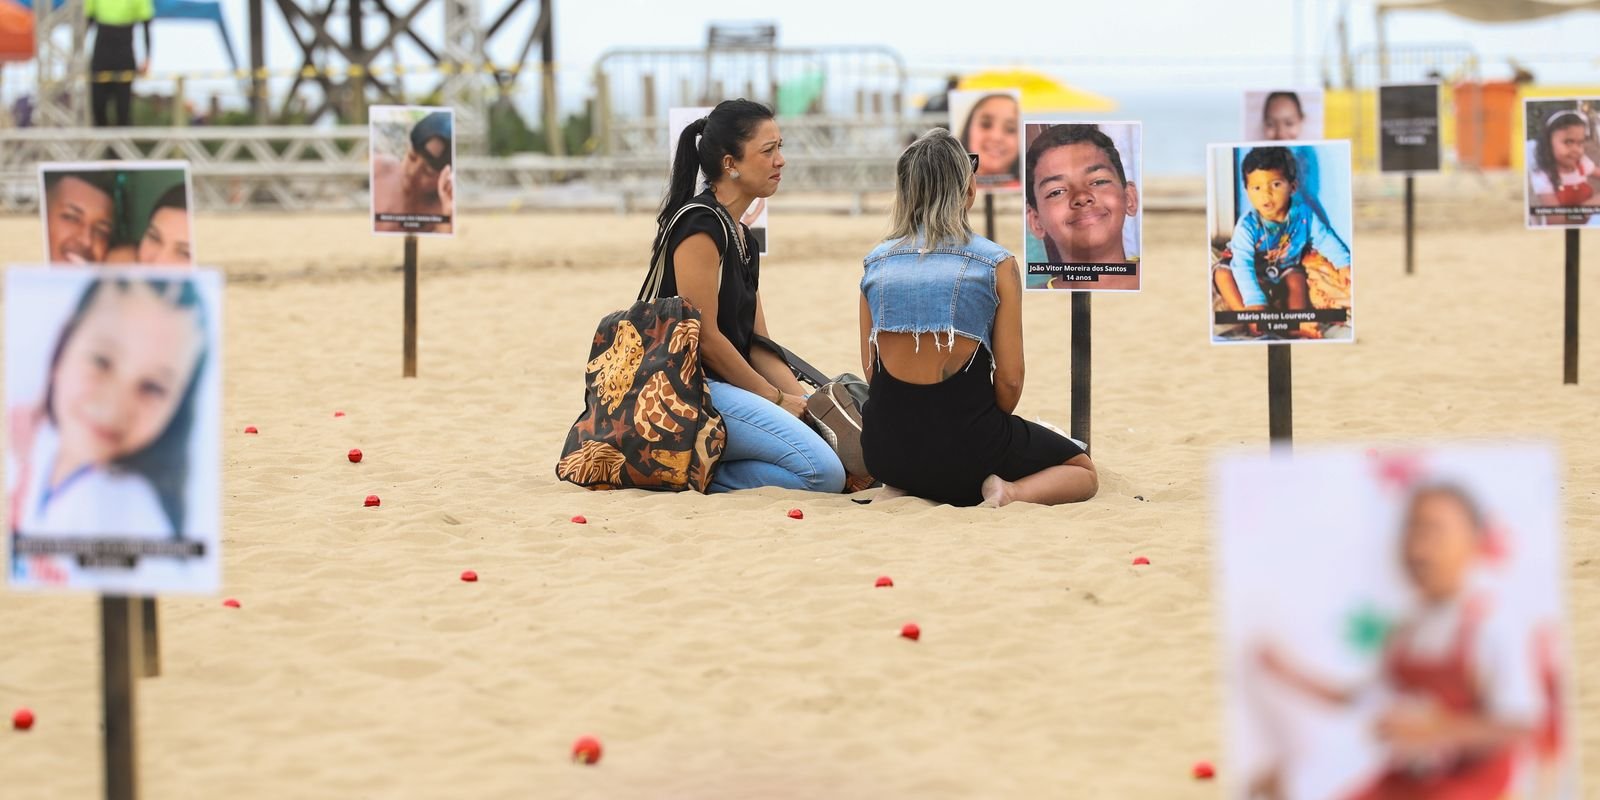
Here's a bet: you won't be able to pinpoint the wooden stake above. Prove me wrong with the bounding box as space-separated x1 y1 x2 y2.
983 193 996 242
1404 174 1415 275
102 595 140 800
1268 344 1293 447
403 234 418 378
1071 293 1092 451
138 598 158 678
1565 229 1580 385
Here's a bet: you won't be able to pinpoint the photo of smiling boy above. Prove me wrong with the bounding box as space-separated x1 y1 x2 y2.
1022 122 1141 291
1209 141 1353 343
38 162 194 267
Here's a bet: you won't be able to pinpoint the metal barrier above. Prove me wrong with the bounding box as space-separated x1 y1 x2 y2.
0 118 946 213
593 45 909 157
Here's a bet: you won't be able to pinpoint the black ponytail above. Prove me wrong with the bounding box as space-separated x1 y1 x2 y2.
653 99 775 255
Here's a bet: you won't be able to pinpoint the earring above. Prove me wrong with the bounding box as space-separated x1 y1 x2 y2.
729 169 741 179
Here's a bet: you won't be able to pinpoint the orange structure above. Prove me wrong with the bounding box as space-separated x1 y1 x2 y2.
0 0 32 62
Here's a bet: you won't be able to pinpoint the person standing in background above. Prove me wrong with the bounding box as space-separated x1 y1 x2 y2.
86 0 154 127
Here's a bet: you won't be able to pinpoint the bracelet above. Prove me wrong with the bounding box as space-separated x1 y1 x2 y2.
769 386 783 404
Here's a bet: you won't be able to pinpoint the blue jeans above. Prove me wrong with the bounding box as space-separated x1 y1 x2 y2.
706 380 845 494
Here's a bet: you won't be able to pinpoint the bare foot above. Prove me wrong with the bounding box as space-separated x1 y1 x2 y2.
980 474 1013 508
875 485 907 502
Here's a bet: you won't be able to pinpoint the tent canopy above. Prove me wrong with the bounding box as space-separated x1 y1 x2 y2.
1377 0 1600 22
0 0 31 63
16 0 239 69
958 69 1116 113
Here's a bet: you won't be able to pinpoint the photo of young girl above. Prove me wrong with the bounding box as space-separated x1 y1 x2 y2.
38 162 195 267
6 267 223 594
950 89 1021 192
1242 90 1325 142
1215 445 1575 800
1209 141 1354 344
1524 99 1600 228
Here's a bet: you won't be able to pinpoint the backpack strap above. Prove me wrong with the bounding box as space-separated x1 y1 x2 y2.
639 201 735 304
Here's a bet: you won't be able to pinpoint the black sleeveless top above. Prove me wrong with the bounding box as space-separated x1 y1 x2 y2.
656 190 760 379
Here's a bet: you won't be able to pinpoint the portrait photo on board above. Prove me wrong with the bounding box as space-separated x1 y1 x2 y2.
669 105 770 254
1379 83 1443 174
1215 444 1577 800
1022 121 1141 291
38 161 194 267
6 267 223 595
370 105 455 236
1242 89 1326 142
1208 140 1354 343
1523 98 1600 229
950 88 1021 192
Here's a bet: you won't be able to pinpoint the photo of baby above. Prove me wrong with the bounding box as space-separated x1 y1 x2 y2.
1209 141 1353 343
1022 122 1141 291
950 89 1021 192
370 105 455 236
37 162 194 267
6 267 223 594
1523 98 1600 228
1215 444 1575 800
669 105 770 254
1242 89 1325 142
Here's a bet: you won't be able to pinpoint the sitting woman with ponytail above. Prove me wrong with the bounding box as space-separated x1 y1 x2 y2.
653 99 845 494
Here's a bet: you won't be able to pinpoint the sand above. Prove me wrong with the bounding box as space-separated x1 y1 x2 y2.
0 170 1596 798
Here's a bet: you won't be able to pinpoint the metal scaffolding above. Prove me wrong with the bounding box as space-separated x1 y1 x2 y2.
32 0 87 127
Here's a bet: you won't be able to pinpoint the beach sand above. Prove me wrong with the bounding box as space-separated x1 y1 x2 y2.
0 172 1596 798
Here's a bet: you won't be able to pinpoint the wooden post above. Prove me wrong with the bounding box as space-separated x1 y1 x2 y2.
171 77 187 127
1564 229 1580 385
138 598 158 678
983 193 995 241
102 596 140 800
249 0 267 124
403 235 418 378
540 0 562 156
1268 344 1293 446
871 92 883 116
1404 174 1415 275
1070 294 1092 450
640 73 656 118
593 71 611 156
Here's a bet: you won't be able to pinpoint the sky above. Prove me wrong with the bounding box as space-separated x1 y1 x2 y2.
11 0 1600 112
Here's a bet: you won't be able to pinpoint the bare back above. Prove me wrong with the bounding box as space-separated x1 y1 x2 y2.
874 332 981 384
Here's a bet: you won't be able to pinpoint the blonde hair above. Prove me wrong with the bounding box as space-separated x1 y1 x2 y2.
885 128 974 248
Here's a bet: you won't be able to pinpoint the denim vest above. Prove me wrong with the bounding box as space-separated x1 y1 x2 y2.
861 233 1008 353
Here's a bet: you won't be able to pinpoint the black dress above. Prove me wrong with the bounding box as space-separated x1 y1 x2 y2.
861 346 1085 507
655 192 759 382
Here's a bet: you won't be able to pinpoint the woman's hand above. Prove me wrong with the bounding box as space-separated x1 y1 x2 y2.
777 392 807 420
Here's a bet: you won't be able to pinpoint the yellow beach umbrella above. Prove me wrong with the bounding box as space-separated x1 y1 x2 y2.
957 69 1117 113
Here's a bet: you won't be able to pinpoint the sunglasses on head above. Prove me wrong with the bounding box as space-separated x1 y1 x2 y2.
968 153 980 172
